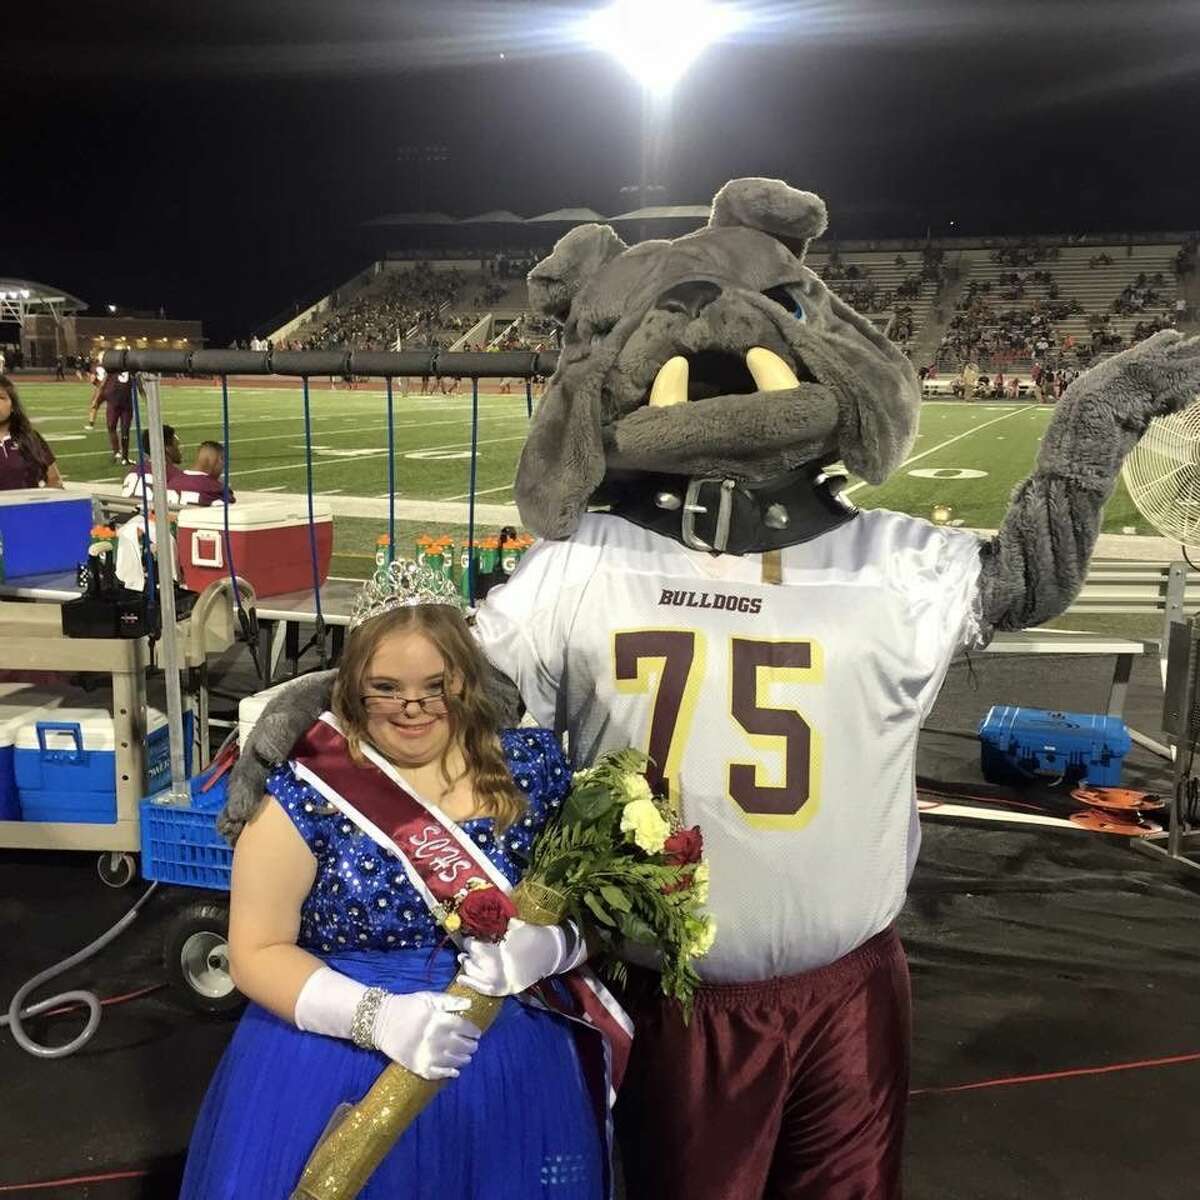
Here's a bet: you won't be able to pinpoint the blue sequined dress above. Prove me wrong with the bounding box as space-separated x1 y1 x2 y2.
181 728 604 1200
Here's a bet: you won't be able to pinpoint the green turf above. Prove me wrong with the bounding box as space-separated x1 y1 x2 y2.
21 385 1152 584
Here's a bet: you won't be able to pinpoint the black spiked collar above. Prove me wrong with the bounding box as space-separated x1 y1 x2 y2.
607 462 858 555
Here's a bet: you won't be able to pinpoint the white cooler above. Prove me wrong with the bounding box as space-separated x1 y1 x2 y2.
238 677 313 748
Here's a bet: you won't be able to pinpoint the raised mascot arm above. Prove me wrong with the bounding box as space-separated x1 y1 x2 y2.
977 331 1200 632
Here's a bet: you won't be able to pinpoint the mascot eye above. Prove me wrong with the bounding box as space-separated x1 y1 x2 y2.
589 317 618 342
763 285 807 324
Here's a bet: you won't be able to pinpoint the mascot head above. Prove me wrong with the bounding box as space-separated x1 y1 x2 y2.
515 177 921 541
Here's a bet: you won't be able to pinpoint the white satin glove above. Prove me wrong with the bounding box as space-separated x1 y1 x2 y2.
457 919 587 997
373 991 482 1080
294 966 481 1080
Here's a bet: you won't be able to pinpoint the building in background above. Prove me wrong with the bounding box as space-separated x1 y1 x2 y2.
0 278 203 369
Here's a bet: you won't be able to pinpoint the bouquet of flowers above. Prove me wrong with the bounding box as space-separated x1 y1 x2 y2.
292 749 712 1200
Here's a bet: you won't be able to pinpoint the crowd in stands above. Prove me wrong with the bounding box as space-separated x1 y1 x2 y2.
988 241 1060 267
937 295 1075 366
818 245 946 346
294 263 467 351
1112 271 1167 315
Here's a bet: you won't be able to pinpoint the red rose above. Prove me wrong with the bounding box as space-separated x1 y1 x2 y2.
663 826 703 866
457 887 518 941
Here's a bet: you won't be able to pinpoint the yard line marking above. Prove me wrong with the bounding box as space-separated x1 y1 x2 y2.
844 408 1028 496
50 413 519 461
438 482 515 502
258 485 286 492
225 433 528 479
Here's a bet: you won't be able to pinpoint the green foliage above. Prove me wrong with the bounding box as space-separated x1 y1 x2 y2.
526 748 710 1019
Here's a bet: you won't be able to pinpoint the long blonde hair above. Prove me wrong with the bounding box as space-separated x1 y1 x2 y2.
332 605 526 831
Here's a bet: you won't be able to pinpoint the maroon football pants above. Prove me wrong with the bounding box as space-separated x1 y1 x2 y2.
106 401 132 458
615 927 910 1200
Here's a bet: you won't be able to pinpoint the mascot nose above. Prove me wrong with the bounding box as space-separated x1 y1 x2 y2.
654 280 722 320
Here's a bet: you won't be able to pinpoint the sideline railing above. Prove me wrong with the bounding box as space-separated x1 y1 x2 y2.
100 348 559 379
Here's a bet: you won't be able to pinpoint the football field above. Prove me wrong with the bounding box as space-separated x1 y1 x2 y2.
21 382 1147 577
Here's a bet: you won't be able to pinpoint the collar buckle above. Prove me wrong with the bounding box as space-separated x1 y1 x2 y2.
681 478 738 553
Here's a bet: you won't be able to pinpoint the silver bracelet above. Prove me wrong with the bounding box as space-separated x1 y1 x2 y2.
350 986 387 1050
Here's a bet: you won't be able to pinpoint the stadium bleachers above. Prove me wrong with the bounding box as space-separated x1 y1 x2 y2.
936 243 1182 373
268 236 1191 375
805 249 943 346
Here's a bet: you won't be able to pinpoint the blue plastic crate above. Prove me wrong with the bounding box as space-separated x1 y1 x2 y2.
140 768 232 891
978 706 1131 787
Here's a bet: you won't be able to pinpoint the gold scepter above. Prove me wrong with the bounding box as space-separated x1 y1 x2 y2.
289 879 567 1200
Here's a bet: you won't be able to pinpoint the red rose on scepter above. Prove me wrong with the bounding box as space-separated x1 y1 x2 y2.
456 886 518 941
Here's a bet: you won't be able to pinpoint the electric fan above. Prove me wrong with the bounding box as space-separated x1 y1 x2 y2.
1122 400 1200 546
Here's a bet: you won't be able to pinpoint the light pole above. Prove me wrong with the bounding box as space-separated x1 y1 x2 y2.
588 1 740 239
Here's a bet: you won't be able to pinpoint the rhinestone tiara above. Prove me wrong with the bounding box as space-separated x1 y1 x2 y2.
349 558 467 631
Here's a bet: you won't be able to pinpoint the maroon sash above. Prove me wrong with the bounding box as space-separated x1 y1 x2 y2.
289 714 633 1097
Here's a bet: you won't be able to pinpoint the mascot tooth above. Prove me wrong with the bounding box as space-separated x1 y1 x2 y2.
226 176 1200 1200
746 346 801 391
647 355 689 407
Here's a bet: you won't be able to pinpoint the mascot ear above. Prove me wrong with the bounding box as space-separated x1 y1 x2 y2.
527 223 628 322
709 178 828 260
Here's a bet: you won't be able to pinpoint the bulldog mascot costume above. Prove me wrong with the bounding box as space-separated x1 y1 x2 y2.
226 179 1200 1199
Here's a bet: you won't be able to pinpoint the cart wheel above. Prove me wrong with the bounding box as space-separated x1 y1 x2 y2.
164 901 244 1015
97 851 137 889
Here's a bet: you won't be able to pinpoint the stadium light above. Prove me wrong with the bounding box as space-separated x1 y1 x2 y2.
588 0 741 95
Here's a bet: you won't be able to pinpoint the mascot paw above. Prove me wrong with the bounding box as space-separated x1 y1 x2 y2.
1076 329 1200 419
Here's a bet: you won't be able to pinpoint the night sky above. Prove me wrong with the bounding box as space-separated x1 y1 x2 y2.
4 0 1198 344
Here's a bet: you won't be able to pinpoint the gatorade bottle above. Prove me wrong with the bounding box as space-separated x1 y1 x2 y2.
414 534 430 567
375 534 392 578
477 535 499 578
425 540 444 576
498 526 520 577
458 541 474 601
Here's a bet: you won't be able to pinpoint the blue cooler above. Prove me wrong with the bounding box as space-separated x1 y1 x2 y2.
15 705 193 824
0 489 93 578
978 706 1131 787
0 688 65 820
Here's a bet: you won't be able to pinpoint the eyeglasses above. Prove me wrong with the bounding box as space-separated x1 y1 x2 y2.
361 691 450 716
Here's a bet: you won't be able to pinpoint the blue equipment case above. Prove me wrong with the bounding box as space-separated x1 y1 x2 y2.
0 489 92 578
978 705 1131 787
140 765 233 892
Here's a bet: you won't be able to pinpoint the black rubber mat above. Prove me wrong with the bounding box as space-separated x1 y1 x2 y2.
2 649 1196 1199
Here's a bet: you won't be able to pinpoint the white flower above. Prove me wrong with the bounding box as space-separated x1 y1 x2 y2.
619 773 653 805
692 861 710 906
620 796 669 854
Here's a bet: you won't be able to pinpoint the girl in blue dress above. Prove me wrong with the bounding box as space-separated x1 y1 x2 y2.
182 570 604 1199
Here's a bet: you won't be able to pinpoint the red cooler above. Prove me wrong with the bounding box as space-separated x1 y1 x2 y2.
176 501 333 598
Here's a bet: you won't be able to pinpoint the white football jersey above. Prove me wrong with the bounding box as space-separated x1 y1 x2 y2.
474 511 984 983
